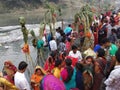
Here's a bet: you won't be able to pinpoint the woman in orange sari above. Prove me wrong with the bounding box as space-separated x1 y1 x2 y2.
31 66 46 90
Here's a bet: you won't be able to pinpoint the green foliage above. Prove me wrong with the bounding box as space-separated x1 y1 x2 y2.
19 16 28 44
74 4 95 50
21 26 28 44
74 4 94 31
43 2 62 35
19 17 26 25
30 30 36 38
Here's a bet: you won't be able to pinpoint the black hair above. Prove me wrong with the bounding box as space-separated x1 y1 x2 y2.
62 38 66 43
48 51 56 64
58 27 61 30
111 28 117 33
86 56 93 60
62 51 67 57
50 51 56 58
64 58 73 83
35 68 41 72
75 63 83 71
101 38 110 44
68 24 71 27
97 48 105 57
72 45 77 50
18 61 28 70
35 68 44 75
67 38 71 42
55 59 62 67
56 28 58 31
104 19 108 23
115 49 120 63
65 58 72 66
51 36 54 40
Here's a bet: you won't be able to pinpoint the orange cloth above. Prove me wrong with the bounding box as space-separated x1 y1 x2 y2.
22 43 30 54
31 74 43 90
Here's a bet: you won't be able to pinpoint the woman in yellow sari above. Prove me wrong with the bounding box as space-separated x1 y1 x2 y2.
31 66 46 90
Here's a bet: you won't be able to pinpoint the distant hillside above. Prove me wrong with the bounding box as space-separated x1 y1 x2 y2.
0 0 59 13
0 0 117 14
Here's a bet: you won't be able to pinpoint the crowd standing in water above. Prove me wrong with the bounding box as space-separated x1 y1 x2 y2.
0 10 120 90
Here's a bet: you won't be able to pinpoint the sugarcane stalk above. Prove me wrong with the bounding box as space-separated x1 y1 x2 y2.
19 17 35 76
74 4 95 51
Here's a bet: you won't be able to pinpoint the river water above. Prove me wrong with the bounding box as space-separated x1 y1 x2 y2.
0 21 67 75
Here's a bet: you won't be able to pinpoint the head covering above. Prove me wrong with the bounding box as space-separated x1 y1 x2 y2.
42 75 66 90
4 60 13 66
35 66 46 75
3 61 17 75
8 65 17 73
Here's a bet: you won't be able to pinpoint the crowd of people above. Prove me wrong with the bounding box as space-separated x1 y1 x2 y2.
0 10 120 90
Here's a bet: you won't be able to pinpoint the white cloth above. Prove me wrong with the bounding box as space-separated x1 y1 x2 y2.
42 36 47 46
49 40 57 51
104 65 120 90
55 32 61 39
14 72 31 90
69 50 82 61
95 19 100 24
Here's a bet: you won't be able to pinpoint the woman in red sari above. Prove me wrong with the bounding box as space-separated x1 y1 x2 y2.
44 52 56 74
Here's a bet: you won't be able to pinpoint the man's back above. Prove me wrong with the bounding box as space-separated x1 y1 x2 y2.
14 72 30 90
49 40 57 51
105 65 120 90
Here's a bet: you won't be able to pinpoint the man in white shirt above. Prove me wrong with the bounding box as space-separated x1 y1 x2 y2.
69 45 82 62
104 49 120 90
55 28 61 40
55 28 61 45
49 37 57 52
14 61 31 90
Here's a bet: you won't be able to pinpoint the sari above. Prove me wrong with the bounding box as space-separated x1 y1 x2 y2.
0 77 18 90
61 68 76 90
31 66 46 90
41 75 65 90
44 58 55 74
31 74 43 90
53 67 61 79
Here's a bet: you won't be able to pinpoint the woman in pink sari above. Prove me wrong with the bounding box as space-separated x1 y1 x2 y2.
40 75 66 90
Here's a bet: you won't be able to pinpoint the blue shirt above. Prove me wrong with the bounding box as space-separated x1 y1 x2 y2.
64 27 72 35
94 44 101 52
